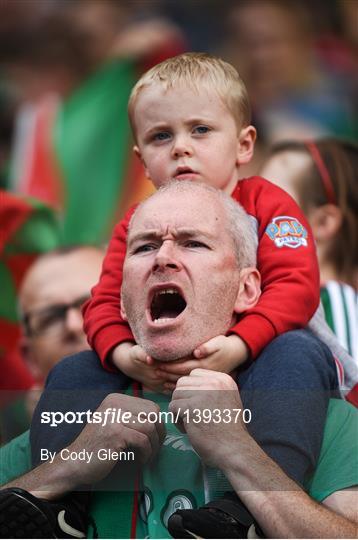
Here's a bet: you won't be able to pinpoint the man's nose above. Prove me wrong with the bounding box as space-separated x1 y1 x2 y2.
152 243 182 273
64 307 84 334
171 135 193 159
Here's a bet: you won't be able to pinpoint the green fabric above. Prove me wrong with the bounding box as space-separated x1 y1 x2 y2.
90 390 203 538
53 59 138 245
88 384 138 539
3 199 60 256
88 491 134 539
0 264 18 322
320 282 358 359
137 392 225 538
1 400 357 538
0 194 60 375
0 397 30 443
305 399 358 502
321 287 334 333
0 430 31 485
0 197 59 323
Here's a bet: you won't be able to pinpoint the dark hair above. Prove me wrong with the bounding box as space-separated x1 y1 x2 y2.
269 139 358 285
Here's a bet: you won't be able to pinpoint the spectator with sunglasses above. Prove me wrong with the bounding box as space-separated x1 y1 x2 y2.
261 139 358 401
18 246 104 421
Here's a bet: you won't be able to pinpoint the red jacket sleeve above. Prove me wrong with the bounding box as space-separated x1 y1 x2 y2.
229 177 320 358
82 205 137 370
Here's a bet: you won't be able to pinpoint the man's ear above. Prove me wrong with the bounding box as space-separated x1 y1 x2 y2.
234 267 261 313
308 204 342 243
133 145 150 179
236 125 256 165
120 296 128 322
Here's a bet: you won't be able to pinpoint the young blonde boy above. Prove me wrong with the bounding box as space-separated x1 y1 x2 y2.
84 53 320 389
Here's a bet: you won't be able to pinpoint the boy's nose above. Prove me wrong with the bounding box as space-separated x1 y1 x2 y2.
171 136 193 159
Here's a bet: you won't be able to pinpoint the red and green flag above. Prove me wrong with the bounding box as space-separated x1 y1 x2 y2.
0 190 60 393
10 58 154 246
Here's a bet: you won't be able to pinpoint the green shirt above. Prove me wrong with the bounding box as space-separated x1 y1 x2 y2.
136 392 231 538
305 399 358 502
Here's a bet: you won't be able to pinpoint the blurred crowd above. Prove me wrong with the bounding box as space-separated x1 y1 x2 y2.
0 0 357 443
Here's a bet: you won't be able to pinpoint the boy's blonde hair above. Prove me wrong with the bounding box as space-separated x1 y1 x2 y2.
128 52 251 138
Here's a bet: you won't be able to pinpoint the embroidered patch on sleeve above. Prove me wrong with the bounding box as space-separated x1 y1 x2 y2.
265 216 308 248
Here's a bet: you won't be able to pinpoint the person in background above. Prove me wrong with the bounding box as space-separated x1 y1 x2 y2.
222 0 355 144
0 190 59 443
261 139 357 366
3 246 104 437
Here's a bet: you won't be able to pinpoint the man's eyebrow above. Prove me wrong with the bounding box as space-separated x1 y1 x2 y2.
127 230 160 246
128 228 216 246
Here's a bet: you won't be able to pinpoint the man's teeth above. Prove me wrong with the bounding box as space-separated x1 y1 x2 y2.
153 318 175 325
158 289 177 295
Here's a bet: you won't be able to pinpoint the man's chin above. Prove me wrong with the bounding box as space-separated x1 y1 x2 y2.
144 336 194 363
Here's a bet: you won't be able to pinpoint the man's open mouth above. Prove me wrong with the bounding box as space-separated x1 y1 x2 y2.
150 288 187 324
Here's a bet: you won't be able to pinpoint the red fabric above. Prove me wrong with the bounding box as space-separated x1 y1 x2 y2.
17 97 64 210
0 191 32 254
82 205 137 370
346 384 358 408
229 177 319 356
1 345 34 396
4 253 37 291
0 318 21 352
0 192 36 395
83 177 319 367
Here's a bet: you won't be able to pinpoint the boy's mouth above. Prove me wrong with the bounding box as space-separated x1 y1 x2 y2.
174 166 198 180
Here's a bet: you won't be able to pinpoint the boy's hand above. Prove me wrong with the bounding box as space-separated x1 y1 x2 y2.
155 335 250 390
111 342 168 393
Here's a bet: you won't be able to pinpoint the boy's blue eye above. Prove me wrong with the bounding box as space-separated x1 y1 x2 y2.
193 126 210 134
153 132 171 141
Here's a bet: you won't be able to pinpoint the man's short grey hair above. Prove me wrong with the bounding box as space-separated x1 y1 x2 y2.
129 181 258 268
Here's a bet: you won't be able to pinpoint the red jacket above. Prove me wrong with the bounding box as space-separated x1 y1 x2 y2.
83 177 320 369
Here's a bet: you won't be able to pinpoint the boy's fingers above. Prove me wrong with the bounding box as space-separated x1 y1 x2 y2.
131 345 148 363
194 336 224 358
